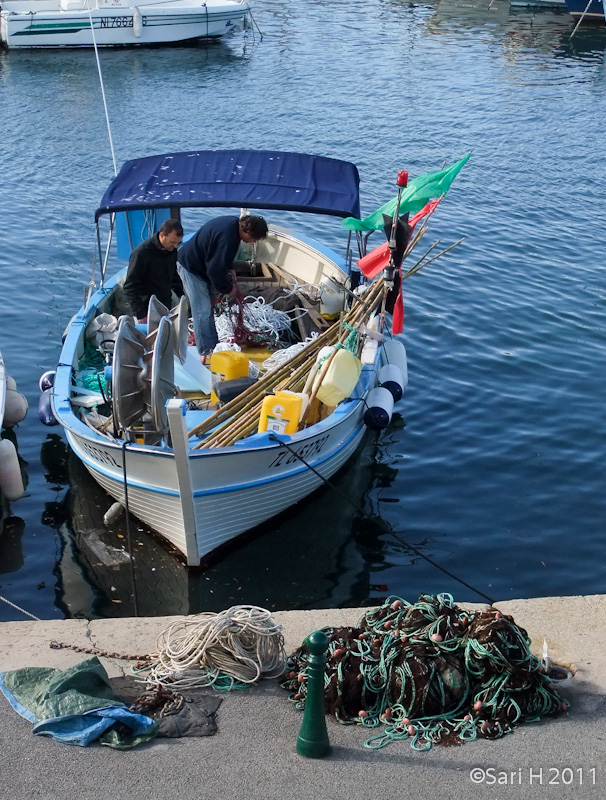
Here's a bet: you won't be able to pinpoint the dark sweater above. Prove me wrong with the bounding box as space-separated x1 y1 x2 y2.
177 216 240 294
123 233 183 319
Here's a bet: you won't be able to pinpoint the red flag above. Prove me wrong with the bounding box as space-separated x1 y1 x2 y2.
357 242 390 279
356 197 442 278
392 287 404 335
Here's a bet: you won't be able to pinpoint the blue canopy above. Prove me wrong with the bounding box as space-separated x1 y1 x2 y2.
95 150 361 221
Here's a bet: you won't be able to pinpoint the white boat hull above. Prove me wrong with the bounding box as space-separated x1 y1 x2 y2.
1 0 249 48
66 399 369 563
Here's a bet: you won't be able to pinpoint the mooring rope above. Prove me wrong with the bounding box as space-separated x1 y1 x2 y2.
0 594 41 621
140 605 285 691
282 593 567 751
267 434 495 604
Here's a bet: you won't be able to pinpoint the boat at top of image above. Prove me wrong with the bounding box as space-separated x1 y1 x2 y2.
563 0 606 21
0 0 250 49
45 148 468 567
509 0 567 9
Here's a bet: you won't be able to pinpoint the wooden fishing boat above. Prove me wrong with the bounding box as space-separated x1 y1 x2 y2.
0 0 249 49
48 149 414 566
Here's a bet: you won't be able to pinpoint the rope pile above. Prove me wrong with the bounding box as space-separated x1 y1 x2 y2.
281 594 568 751
261 338 317 373
141 605 285 691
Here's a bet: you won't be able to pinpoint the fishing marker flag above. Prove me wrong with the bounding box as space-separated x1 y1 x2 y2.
342 152 470 232
357 197 442 279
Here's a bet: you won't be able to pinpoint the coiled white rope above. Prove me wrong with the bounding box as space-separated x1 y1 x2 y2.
143 605 285 690
260 333 319 373
278 277 321 302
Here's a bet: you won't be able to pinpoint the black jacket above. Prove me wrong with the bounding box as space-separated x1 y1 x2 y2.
177 216 240 295
123 233 183 319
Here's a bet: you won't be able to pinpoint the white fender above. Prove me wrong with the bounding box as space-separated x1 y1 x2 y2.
382 338 408 391
133 8 143 38
378 363 405 402
104 501 125 526
0 438 25 501
6 375 17 392
4 389 28 427
361 313 381 365
363 386 394 430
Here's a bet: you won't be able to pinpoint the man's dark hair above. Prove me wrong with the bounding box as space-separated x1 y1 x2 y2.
240 215 268 240
159 218 184 237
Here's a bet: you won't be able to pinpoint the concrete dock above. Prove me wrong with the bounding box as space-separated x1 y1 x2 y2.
0 596 604 799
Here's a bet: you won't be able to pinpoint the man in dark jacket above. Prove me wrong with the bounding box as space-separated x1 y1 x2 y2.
123 219 184 323
177 214 268 362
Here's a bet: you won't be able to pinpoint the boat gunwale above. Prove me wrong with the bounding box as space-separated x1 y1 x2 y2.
52 226 374 459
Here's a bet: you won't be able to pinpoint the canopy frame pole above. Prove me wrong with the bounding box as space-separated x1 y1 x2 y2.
99 215 115 287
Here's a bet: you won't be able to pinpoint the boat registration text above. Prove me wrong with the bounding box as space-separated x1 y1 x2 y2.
99 16 146 28
81 441 121 468
268 434 330 468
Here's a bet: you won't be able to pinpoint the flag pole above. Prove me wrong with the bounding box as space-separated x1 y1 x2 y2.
379 170 408 331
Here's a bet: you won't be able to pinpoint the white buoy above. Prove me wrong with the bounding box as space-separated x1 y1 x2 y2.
360 314 381 365
6 375 17 392
133 8 143 38
382 339 408 391
104 501 125 527
0 438 25 501
363 386 394 430
378 363 405 402
4 388 28 427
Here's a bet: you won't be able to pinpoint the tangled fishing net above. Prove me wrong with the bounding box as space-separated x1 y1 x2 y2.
281 594 568 751
214 289 295 349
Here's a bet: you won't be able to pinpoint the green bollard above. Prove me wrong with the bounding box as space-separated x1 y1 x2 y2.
296 630 331 758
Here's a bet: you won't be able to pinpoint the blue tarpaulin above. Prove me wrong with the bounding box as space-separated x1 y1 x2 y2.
0 657 157 749
95 150 361 221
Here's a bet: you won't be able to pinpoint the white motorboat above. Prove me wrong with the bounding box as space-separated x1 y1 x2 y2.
0 0 249 49
48 149 444 566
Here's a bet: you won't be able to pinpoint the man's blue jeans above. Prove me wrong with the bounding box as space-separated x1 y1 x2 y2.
177 263 218 355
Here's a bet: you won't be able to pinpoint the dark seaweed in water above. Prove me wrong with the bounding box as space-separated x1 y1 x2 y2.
281 594 567 750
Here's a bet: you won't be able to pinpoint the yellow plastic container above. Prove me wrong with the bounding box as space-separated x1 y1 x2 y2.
258 391 303 436
315 348 361 407
210 350 249 404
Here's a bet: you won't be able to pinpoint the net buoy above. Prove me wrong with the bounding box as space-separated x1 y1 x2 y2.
0 438 25 501
363 386 394 430
382 339 408 391
38 388 59 426
378 363 405 402
39 370 56 392
4 388 28 427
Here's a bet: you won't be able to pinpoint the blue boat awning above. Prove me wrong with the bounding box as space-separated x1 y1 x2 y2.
95 150 361 221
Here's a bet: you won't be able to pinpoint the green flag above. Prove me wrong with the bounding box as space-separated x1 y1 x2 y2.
342 152 471 232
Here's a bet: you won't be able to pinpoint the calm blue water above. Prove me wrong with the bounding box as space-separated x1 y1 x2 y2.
1 0 605 621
